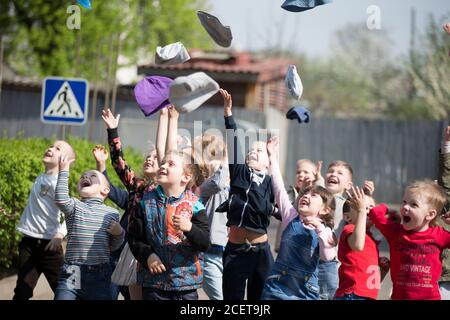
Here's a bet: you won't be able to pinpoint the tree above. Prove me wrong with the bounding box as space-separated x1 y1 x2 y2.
408 13 450 120
0 0 211 81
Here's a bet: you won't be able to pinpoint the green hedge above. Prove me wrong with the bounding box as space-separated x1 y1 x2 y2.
0 136 144 269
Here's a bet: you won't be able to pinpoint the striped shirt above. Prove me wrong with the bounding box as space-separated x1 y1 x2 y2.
55 170 124 265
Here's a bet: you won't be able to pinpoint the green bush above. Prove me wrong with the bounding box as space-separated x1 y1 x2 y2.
0 136 145 269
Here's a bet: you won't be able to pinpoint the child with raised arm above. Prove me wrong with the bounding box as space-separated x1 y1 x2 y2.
218 89 275 300
369 180 450 300
92 145 133 300
54 156 124 300
124 105 210 300
261 137 336 300
437 125 450 299
13 140 74 300
193 133 229 300
335 186 382 300
318 160 357 300
274 159 324 252
102 108 166 299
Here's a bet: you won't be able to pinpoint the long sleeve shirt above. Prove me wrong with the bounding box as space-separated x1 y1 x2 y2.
437 144 450 282
369 204 450 300
17 173 67 239
222 115 274 234
55 170 124 265
271 157 336 261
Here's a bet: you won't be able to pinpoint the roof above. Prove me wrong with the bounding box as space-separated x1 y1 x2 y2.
2 78 135 100
138 50 293 84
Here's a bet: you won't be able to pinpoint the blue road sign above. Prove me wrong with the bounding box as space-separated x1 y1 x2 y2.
41 77 89 125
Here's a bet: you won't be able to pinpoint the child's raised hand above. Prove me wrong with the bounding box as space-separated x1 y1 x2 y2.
160 107 169 116
346 186 366 214
220 89 232 117
442 210 450 225
363 180 375 195
444 23 450 36
107 221 124 236
168 105 179 119
92 145 109 163
172 215 192 232
58 154 75 172
101 108 120 129
267 136 279 158
315 160 323 181
147 253 166 274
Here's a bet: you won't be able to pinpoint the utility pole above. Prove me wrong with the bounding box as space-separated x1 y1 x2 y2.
0 36 4 111
104 35 114 111
408 7 417 100
111 32 121 116
88 41 102 141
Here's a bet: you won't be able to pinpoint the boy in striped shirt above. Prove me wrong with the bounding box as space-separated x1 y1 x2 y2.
54 155 124 300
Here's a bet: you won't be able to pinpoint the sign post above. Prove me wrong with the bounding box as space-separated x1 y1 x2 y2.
41 77 89 127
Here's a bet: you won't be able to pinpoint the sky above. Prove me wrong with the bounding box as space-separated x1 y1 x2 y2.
208 0 450 58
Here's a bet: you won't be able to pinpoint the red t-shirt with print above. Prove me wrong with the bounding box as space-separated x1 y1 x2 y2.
369 204 450 300
336 224 380 300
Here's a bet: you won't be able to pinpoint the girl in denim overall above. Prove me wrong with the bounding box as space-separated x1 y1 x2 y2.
261 137 336 300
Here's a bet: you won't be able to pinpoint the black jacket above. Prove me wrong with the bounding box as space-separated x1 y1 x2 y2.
218 115 274 234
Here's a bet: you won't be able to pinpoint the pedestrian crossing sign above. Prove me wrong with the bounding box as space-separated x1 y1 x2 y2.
41 77 89 125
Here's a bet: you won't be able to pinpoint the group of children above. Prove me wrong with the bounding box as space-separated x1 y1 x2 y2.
13 89 450 300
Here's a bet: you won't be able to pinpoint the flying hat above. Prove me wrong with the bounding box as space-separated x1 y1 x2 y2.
77 0 92 9
169 72 219 113
134 76 173 117
281 0 332 12
286 106 310 123
155 42 190 65
197 11 233 48
285 65 303 100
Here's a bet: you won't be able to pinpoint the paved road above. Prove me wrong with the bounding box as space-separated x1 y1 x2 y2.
0 217 392 300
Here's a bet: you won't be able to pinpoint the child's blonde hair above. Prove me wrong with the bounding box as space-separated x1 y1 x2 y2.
328 160 353 179
166 149 204 190
192 133 227 178
406 180 448 225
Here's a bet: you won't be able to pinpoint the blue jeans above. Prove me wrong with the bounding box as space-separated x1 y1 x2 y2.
335 293 370 300
261 270 320 300
203 246 224 300
318 260 338 300
54 262 112 300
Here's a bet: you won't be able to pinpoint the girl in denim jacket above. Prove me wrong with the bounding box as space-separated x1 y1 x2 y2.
261 137 336 300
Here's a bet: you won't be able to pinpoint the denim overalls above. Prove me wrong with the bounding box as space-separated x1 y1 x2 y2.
261 216 321 300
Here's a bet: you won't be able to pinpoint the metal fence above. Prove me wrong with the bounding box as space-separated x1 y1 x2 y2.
1 86 447 203
285 118 448 203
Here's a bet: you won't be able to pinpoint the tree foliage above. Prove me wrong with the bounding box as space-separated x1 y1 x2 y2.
408 14 450 120
0 136 144 269
0 0 211 80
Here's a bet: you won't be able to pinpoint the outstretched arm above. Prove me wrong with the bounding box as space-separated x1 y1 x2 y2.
156 108 169 164
346 186 368 251
222 89 245 175
267 136 297 228
54 155 76 218
92 145 128 210
165 106 179 154
368 204 398 241
438 125 450 224
102 108 139 192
